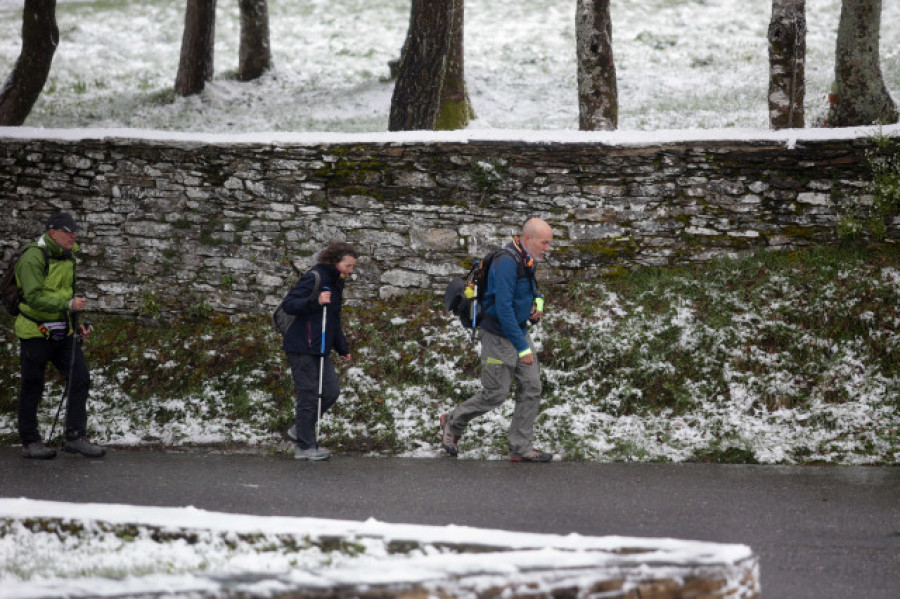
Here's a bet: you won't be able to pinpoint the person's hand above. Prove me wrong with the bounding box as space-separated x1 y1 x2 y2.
520 353 535 365
319 290 332 305
339 354 352 363
529 306 543 323
70 296 87 312
78 323 93 340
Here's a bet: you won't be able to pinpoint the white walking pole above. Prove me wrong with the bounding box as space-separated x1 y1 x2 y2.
316 297 328 444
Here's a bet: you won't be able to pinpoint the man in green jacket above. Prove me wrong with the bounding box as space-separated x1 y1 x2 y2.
15 212 104 459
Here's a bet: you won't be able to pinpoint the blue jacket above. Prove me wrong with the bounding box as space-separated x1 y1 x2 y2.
281 263 349 357
481 242 541 354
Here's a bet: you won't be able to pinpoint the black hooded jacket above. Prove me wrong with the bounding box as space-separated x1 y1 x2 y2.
280 263 349 357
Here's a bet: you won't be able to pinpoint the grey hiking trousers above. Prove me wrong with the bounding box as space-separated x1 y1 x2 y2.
446 330 542 457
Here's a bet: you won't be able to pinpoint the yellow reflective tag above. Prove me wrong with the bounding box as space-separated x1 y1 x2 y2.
486 357 504 365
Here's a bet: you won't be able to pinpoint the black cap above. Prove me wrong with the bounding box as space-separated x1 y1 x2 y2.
46 212 80 233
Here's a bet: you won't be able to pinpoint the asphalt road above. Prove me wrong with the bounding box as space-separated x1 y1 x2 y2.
1 447 898 598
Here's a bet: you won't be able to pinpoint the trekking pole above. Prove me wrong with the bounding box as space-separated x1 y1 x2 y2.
470 280 478 341
316 287 330 444
48 298 83 444
466 258 482 342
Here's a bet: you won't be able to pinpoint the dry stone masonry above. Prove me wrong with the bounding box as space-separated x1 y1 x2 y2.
1 129 896 316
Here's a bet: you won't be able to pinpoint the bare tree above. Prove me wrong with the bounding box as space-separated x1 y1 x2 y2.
576 0 617 131
389 0 455 131
827 0 897 127
768 0 806 129
175 0 217 97
238 0 272 81
0 0 59 126
435 0 474 130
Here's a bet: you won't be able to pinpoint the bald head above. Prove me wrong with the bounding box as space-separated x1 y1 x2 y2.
521 218 553 261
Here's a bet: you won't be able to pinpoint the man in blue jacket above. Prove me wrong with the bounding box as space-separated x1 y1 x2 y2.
281 242 358 461
441 218 554 462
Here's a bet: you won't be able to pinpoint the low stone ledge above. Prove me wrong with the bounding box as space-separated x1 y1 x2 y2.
0 498 759 598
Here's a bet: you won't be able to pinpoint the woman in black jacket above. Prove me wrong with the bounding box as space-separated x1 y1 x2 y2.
281 241 358 461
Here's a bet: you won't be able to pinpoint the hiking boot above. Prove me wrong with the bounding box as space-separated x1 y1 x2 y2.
22 442 57 459
295 447 331 461
63 436 106 458
510 449 553 463
440 413 459 456
286 424 298 442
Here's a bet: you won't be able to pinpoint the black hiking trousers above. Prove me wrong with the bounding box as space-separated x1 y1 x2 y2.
287 352 339 450
18 335 90 445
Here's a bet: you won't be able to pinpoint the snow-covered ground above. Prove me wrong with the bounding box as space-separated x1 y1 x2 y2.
2 248 896 467
0 498 759 598
0 1 897 593
0 0 897 133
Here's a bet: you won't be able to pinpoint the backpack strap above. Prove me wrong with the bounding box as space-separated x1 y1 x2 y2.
481 247 530 313
306 270 321 304
506 245 540 296
504 247 527 280
67 249 76 295
38 246 50 277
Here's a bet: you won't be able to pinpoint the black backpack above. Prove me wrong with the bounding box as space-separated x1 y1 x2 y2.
1 246 49 316
272 269 321 336
443 247 526 338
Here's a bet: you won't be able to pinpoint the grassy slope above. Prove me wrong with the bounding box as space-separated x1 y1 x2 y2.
1 245 898 464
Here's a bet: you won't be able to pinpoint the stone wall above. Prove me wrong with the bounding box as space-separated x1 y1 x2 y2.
1 128 896 316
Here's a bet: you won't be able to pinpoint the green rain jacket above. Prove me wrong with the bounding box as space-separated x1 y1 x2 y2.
14 234 78 340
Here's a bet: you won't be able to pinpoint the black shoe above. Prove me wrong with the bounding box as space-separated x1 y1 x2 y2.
22 442 57 459
510 449 553 463
63 436 106 458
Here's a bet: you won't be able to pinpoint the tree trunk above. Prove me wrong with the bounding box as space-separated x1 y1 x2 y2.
576 0 617 131
238 0 271 81
435 0 474 130
175 0 217 97
827 0 898 127
0 0 59 126
387 19 410 81
768 0 806 129
388 0 454 131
